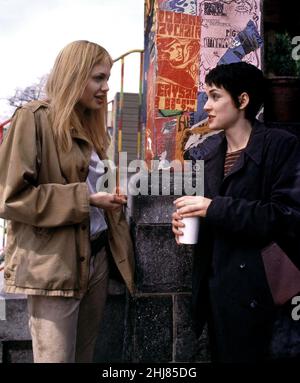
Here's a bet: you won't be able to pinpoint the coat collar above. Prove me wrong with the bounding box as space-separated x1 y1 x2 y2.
204 120 266 164
203 120 267 197
244 120 266 166
70 128 90 143
204 136 226 197
69 129 107 160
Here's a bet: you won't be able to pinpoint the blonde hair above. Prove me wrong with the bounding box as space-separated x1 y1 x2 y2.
46 40 113 154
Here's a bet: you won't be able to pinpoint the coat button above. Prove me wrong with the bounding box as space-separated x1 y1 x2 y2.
4 271 11 279
81 224 87 230
250 299 258 309
79 257 85 262
239 263 246 269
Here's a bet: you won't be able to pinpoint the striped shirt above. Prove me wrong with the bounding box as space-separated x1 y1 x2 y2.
224 148 244 177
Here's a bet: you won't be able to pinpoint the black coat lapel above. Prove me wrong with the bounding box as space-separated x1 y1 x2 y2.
204 137 226 198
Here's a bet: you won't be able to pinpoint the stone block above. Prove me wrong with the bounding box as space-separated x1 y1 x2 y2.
133 224 193 293
128 195 177 224
2 341 33 363
130 295 173 362
0 296 31 341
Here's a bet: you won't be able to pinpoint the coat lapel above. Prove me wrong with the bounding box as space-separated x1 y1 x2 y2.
57 132 92 184
204 121 266 197
222 121 266 186
204 136 226 198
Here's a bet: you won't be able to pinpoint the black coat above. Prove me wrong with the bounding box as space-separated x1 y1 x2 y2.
186 121 300 362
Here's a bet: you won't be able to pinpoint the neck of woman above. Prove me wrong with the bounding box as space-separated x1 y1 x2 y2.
225 120 252 153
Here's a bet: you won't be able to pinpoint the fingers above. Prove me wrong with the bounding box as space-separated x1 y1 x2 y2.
174 196 193 205
172 208 185 245
174 196 207 216
113 194 127 204
172 226 183 237
179 210 200 218
172 211 182 220
175 235 181 245
177 204 199 216
174 196 199 209
174 196 194 205
172 219 184 230
90 191 128 211
172 212 184 237
172 212 184 227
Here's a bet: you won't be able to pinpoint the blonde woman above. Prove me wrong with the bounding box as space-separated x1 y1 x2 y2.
0 40 135 363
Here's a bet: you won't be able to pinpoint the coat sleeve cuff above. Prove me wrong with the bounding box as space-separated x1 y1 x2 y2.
79 183 90 216
206 196 229 226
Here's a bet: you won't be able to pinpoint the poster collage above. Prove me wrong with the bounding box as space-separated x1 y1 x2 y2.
143 0 263 165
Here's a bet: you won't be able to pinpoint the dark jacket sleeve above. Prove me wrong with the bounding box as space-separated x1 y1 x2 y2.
206 134 300 241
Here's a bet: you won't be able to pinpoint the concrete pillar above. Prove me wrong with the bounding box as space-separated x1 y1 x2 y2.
123 192 210 362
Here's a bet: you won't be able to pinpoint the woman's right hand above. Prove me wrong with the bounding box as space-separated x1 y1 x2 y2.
89 192 127 211
172 211 185 245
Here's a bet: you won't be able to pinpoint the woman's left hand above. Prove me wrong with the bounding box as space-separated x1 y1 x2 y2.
174 196 212 218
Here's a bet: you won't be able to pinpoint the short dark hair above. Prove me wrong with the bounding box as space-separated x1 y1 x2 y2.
205 62 266 122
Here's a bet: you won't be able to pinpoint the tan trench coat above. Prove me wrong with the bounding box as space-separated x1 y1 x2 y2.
0 101 135 297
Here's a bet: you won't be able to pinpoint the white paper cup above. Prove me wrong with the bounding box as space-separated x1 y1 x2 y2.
178 216 200 245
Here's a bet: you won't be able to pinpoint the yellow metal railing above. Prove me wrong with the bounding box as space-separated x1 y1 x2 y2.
111 49 144 192
112 49 144 160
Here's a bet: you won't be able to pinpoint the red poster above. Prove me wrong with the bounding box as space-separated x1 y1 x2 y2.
156 10 201 112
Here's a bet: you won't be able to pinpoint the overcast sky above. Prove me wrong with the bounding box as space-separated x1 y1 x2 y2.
0 0 144 119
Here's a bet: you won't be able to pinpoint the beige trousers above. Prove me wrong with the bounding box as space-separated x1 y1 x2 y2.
27 247 109 363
